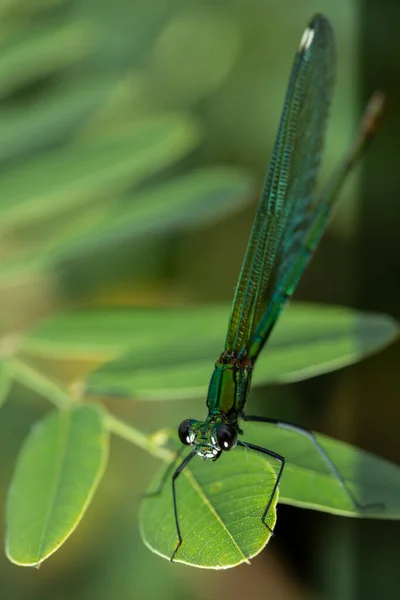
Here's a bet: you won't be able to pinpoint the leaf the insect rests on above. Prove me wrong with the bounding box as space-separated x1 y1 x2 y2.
140 423 400 568
243 422 400 519
5 404 109 566
140 444 279 569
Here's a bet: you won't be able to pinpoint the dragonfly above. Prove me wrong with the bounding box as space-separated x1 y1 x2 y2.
145 13 384 562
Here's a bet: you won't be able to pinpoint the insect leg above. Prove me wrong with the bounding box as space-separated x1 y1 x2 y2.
242 414 384 511
142 446 186 499
170 449 197 562
237 440 285 533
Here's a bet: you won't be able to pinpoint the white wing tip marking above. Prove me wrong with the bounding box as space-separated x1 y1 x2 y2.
299 26 315 51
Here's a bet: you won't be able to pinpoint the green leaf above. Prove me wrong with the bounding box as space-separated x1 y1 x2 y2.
0 0 65 22
21 303 227 361
0 73 137 163
141 423 400 568
39 167 254 263
140 445 278 569
0 20 95 98
0 360 12 408
244 422 400 517
5 404 109 566
78 304 397 399
152 8 240 104
0 114 199 234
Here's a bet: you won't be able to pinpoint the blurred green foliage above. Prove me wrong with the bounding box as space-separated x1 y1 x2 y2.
0 0 399 599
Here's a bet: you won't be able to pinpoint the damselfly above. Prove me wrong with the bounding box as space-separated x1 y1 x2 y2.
145 13 384 562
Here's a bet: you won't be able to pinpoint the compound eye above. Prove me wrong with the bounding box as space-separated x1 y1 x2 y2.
178 419 193 446
216 424 237 451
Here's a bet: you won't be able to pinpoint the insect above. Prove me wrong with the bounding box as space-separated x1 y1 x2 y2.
145 13 384 562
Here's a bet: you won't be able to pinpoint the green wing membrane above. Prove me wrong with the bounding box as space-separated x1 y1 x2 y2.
225 15 335 358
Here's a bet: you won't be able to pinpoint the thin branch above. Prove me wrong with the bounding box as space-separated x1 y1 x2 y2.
105 414 173 462
10 358 72 410
9 357 173 462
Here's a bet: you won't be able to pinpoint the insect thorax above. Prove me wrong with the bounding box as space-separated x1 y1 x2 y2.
206 351 253 418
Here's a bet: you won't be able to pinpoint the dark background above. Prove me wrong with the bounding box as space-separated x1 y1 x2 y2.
0 1 399 599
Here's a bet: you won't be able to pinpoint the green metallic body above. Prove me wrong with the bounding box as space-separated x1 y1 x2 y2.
186 15 336 458
177 13 382 461
149 13 385 564
206 355 252 417
187 355 251 455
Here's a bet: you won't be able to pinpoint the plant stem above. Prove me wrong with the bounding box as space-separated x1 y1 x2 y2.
105 413 173 461
10 357 71 410
9 357 172 461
